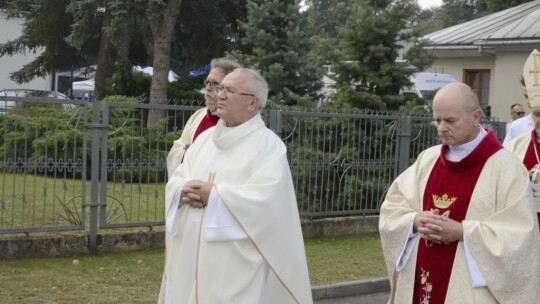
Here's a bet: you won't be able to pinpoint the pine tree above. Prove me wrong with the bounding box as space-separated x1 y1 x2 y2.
0 0 88 83
485 0 531 12
320 0 433 110
233 0 322 106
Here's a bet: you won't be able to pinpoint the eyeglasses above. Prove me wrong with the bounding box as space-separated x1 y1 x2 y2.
513 111 525 116
204 80 220 91
215 85 255 98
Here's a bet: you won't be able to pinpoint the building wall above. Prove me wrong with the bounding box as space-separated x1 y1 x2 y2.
0 13 51 91
491 51 531 123
430 52 533 123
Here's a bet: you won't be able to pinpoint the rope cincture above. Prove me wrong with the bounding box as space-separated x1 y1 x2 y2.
195 172 216 304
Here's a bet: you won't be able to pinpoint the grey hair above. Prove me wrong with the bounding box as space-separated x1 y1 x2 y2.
210 58 241 75
237 68 269 110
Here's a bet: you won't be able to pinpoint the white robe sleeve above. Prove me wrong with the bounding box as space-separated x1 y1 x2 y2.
166 186 184 236
463 236 487 287
205 188 248 241
396 221 420 271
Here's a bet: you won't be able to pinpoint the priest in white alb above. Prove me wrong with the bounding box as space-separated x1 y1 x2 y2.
505 49 540 227
158 68 313 303
165 58 240 178
379 82 540 303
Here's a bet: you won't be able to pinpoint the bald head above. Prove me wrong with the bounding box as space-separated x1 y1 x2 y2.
434 82 481 114
432 82 482 146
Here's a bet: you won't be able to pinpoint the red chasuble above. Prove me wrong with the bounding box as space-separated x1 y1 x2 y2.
193 109 220 141
412 130 502 304
520 130 540 225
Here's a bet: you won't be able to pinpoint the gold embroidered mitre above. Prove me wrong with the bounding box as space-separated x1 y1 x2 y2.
432 193 457 208
524 49 540 107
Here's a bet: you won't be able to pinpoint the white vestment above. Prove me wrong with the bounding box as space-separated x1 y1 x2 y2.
504 131 531 160
379 145 540 303
503 113 533 145
159 114 313 304
166 107 207 178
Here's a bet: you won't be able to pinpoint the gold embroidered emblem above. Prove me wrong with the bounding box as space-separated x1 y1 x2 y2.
432 193 457 208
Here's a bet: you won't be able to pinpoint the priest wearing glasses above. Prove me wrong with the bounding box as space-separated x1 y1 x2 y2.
166 58 240 178
159 68 312 303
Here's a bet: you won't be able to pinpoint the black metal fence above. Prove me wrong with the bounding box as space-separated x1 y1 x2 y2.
0 97 506 249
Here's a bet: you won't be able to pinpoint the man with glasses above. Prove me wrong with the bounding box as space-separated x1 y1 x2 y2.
166 58 240 178
159 68 312 303
506 103 525 133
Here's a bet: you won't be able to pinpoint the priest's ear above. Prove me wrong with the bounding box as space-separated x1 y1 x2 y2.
247 97 259 112
472 107 483 124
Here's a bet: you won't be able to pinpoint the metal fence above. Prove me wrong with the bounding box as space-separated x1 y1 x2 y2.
0 97 506 249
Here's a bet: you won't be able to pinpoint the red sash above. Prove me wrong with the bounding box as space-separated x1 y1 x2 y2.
412 130 502 304
520 130 540 227
193 109 220 141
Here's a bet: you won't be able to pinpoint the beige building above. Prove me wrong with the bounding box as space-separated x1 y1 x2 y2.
423 0 540 122
0 11 51 91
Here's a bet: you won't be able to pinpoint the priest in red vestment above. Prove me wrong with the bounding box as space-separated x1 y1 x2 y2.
380 82 540 303
166 58 240 178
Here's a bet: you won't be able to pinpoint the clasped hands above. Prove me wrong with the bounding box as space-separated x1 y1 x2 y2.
414 209 463 244
181 180 212 208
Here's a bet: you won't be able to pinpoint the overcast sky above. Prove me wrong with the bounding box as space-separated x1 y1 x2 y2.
418 0 443 9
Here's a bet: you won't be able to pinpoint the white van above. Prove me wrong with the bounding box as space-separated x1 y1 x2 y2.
400 72 458 109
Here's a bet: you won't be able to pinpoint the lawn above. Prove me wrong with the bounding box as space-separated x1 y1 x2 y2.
0 233 386 304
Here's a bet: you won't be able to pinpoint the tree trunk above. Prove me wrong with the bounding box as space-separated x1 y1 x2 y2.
147 0 183 128
94 4 116 100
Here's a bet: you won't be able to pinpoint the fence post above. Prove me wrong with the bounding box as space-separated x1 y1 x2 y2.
88 101 102 253
268 110 282 137
397 116 412 176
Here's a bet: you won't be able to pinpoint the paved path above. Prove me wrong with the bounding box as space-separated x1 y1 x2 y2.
315 291 389 304
312 277 390 304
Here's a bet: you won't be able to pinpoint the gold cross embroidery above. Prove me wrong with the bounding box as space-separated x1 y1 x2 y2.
530 53 540 86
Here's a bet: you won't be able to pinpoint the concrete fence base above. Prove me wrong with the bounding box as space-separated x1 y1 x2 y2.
0 215 379 260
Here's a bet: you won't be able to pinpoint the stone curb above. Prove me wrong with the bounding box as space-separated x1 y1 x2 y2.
312 277 390 300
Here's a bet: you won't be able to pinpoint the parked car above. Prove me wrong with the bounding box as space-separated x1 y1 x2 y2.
0 89 72 114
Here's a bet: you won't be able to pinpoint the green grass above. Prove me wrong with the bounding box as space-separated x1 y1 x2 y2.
0 172 165 229
0 233 386 304
305 233 386 285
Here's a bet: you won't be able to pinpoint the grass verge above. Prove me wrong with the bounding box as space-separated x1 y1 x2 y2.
0 233 385 304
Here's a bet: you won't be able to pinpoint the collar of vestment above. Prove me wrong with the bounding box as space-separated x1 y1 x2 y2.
206 108 220 123
193 109 221 141
440 129 502 172
212 114 265 149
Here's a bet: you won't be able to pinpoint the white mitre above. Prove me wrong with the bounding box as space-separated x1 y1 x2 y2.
524 49 540 108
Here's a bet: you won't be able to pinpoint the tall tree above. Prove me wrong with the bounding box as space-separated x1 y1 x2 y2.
170 0 247 75
439 0 488 28
320 0 433 110
304 0 355 38
485 0 531 12
146 0 183 126
66 0 149 99
0 0 88 84
413 6 446 36
233 0 322 106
